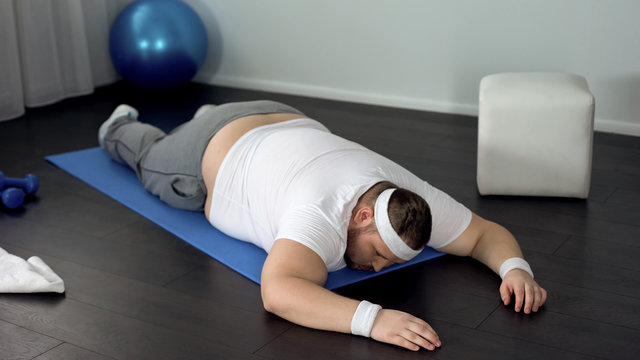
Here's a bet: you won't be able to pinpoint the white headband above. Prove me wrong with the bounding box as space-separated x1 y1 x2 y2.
374 188 422 261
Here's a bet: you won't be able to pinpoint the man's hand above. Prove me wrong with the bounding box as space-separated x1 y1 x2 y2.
500 269 547 313
437 214 548 314
370 309 441 351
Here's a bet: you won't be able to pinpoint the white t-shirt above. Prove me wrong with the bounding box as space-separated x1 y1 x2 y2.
207 119 472 271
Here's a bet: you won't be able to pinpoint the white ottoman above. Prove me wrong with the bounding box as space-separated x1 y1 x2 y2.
477 72 595 198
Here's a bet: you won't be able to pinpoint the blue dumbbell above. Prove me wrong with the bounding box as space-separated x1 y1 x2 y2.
0 171 39 194
1 187 25 209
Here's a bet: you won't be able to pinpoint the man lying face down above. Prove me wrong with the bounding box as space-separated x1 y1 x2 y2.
99 100 547 351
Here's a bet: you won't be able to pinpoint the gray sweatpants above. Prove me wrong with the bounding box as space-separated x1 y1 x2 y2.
101 100 306 211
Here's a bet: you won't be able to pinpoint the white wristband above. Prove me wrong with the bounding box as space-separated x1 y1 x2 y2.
499 257 534 280
351 300 382 337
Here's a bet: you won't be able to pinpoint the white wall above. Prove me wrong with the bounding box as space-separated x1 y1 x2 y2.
188 0 640 136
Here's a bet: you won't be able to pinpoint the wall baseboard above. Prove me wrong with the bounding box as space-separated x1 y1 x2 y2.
593 118 640 137
195 73 640 138
195 73 479 116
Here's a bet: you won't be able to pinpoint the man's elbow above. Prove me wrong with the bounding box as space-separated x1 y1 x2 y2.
261 281 284 315
261 292 277 314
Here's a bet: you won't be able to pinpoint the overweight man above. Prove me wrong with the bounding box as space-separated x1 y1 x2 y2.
99 100 547 351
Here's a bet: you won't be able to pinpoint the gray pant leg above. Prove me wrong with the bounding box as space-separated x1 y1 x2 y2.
102 116 166 177
139 118 210 211
102 116 204 211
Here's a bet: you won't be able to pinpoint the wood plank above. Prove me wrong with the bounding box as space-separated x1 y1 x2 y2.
0 319 61 360
523 252 640 299
555 235 640 271
0 219 200 286
164 261 272 313
0 294 262 360
540 279 640 330
593 132 640 149
607 188 640 205
479 195 640 230
4 192 139 239
33 343 113 360
479 306 640 360
337 255 500 299
500 223 570 254
335 259 500 329
100 218 215 267
257 318 597 360
465 197 640 248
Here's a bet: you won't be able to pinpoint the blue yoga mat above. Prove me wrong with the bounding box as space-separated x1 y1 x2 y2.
46 148 444 290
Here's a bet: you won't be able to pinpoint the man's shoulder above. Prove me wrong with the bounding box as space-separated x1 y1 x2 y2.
276 203 348 272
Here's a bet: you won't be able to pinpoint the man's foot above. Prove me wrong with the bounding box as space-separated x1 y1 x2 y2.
98 104 139 148
194 104 217 119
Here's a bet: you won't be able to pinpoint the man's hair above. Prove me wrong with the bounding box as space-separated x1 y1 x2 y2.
361 181 432 250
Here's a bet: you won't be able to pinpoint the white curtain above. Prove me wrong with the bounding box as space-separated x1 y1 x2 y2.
0 0 130 122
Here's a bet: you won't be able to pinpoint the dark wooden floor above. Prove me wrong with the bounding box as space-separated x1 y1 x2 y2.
1 82 639 360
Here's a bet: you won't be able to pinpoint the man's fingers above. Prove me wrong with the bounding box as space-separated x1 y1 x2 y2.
532 287 544 312
408 318 438 338
395 318 441 351
500 283 512 306
393 335 421 351
400 324 442 352
533 287 548 311
531 287 540 312
400 330 436 351
524 283 534 314
407 321 441 348
514 285 525 312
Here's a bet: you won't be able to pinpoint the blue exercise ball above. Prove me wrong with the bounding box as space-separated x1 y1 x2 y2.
109 0 208 89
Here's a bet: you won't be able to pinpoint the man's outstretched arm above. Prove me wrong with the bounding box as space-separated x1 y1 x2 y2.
437 213 547 313
261 238 441 351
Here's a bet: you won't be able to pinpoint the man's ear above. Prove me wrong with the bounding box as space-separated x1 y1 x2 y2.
354 206 374 225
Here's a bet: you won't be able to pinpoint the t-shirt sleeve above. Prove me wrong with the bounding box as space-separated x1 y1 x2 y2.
275 204 346 271
422 183 472 249
389 164 472 249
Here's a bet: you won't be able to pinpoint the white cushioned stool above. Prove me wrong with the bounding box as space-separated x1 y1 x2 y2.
477 72 595 198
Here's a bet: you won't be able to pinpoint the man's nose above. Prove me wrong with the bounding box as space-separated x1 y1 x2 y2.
372 258 392 272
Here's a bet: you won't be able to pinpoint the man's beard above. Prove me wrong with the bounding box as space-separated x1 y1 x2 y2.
344 229 357 269
344 224 376 270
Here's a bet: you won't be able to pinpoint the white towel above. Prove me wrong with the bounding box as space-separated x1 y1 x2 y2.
0 246 65 293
